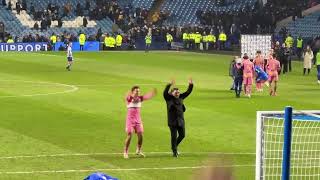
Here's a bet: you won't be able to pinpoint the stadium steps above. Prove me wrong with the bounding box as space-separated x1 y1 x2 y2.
0 6 25 37
285 11 320 38
276 4 320 32
132 0 155 10
160 0 256 26
0 0 117 38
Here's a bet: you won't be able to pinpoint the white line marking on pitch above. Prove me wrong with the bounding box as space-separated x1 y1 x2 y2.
0 151 255 160
0 80 79 98
0 165 255 174
72 83 161 87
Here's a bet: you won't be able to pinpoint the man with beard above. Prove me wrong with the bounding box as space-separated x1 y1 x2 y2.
163 78 193 157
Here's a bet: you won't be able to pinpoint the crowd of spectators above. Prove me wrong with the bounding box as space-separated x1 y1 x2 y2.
198 0 315 37
0 0 319 48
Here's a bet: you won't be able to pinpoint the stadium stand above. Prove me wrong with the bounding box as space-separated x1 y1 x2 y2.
132 0 155 10
286 11 320 38
0 0 115 41
0 6 25 39
0 0 318 49
161 0 256 26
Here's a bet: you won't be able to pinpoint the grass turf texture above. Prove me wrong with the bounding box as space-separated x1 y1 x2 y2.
0 51 318 180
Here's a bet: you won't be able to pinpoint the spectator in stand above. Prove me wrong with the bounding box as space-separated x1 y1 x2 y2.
76 2 83 16
83 17 88 27
40 18 47 31
29 3 35 15
33 21 39 30
21 0 26 10
0 21 4 42
57 17 63 28
16 1 21 15
7 0 12 10
63 2 71 17
85 0 90 11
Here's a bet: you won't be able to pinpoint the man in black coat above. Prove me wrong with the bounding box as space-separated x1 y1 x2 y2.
163 78 193 157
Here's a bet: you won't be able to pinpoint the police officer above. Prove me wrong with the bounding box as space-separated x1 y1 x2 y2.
194 32 201 50
218 31 227 50
285 34 294 48
202 32 207 51
109 34 116 50
79 31 86 51
116 33 122 50
104 33 109 50
145 33 152 52
182 31 189 49
7 36 14 43
207 32 216 50
50 33 57 51
296 36 303 60
166 32 173 50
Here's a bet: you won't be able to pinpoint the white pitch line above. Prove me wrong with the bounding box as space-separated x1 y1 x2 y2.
0 80 79 98
72 83 161 87
0 165 255 175
0 151 255 160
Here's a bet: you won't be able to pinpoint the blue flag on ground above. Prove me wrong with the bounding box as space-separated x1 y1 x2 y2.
84 172 119 180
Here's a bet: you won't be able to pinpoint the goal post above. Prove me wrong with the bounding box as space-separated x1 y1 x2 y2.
256 107 320 180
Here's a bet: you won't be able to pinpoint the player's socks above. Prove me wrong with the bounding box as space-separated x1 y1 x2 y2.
123 153 129 159
265 82 270 87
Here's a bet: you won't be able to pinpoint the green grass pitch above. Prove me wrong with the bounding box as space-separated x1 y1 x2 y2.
0 51 319 180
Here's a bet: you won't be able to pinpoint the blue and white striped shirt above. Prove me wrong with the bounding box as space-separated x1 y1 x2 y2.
67 46 73 58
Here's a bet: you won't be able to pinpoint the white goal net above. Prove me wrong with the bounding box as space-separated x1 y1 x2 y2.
256 108 320 180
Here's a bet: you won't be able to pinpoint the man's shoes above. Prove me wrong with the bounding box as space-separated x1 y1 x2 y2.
173 151 178 158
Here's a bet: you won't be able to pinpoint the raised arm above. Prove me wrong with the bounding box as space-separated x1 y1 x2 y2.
125 91 132 102
163 80 174 100
143 88 157 101
180 78 194 99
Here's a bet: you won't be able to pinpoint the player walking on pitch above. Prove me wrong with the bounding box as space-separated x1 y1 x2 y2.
267 54 281 96
123 86 157 159
66 42 73 71
163 78 193 157
232 58 243 98
242 55 254 98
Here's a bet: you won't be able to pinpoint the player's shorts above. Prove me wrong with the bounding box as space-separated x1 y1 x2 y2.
243 77 253 85
268 75 278 82
126 120 144 134
256 73 268 83
67 57 73 61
